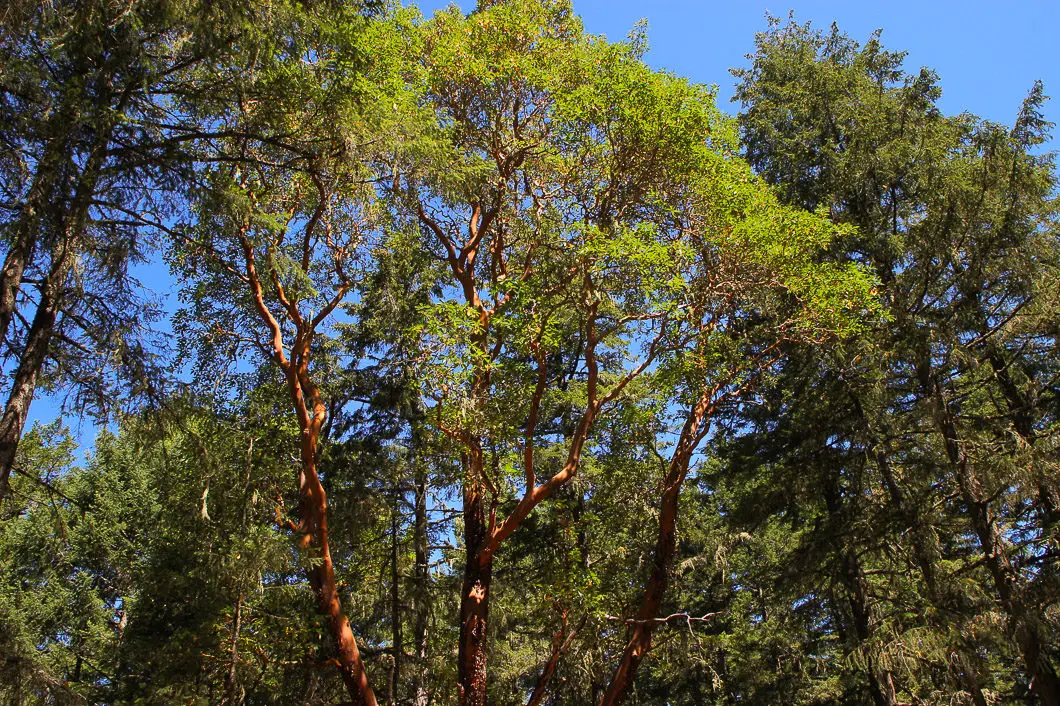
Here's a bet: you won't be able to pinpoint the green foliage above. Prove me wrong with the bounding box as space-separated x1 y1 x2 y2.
1 3 1055 705
713 15 1060 704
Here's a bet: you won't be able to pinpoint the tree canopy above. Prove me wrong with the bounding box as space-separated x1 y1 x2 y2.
0 3 1056 705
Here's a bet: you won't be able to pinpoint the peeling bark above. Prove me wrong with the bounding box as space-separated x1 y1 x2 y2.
458 448 492 706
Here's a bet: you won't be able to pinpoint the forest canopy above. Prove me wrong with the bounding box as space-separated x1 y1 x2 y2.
0 2 1057 705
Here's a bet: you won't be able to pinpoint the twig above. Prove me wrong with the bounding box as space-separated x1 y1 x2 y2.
602 611 725 627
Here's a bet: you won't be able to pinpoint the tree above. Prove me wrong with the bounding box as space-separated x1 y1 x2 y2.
0 403 311 705
0 0 262 501
3 4 1054 704
730 17 1060 704
392 3 875 702
598 154 874 706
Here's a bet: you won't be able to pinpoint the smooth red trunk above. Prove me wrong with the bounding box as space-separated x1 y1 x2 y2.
599 479 680 706
600 389 714 706
293 380 378 706
242 225 378 706
299 462 377 704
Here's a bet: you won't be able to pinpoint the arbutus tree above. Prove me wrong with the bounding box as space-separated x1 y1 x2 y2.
178 159 382 702
598 163 876 704
13 2 1055 704
170 14 418 699
390 2 876 702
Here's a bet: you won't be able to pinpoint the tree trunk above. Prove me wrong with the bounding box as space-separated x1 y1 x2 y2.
458 448 492 706
840 550 896 706
0 106 75 351
0 241 72 499
600 389 714 706
298 447 377 705
954 651 990 706
241 210 378 705
981 338 1060 543
598 475 681 706
0 104 111 501
0 214 40 350
389 491 403 705
963 284 1060 544
412 451 431 706
848 385 991 704
225 593 244 706
818 436 897 706
287 367 377 706
527 613 578 706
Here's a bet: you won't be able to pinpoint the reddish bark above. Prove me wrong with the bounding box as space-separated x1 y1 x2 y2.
600 385 716 706
415 175 666 702
418 202 499 705
239 226 377 706
454 309 612 705
458 448 493 706
526 612 580 706
303 470 376 701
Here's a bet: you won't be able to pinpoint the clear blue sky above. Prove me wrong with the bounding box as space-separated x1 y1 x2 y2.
423 0 1060 128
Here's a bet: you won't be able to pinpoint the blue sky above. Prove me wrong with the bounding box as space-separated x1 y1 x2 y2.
423 0 1060 127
